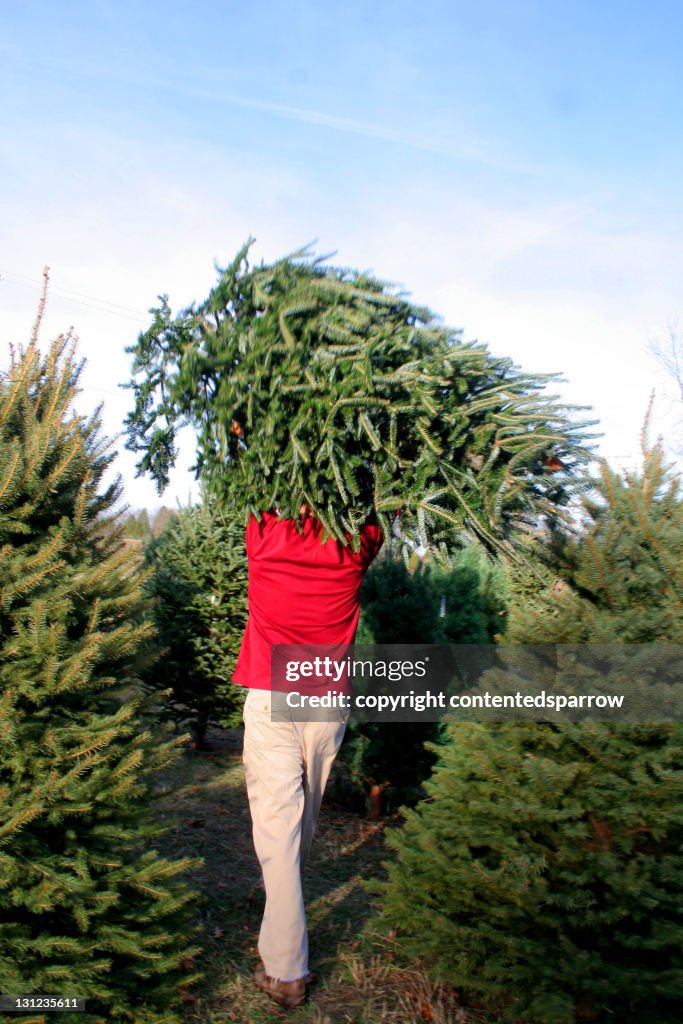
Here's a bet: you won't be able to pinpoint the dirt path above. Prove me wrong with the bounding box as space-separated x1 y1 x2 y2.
150 725 416 1024
151 723 478 1024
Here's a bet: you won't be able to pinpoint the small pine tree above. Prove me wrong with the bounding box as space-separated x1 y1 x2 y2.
143 501 249 746
373 443 683 1023
359 552 442 645
432 542 509 645
375 719 683 1024
122 509 152 543
505 442 683 643
0 322 202 1023
333 544 508 815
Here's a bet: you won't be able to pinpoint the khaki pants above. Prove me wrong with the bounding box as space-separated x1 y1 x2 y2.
242 687 347 981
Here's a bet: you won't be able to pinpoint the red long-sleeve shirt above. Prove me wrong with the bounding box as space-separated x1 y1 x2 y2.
232 512 383 690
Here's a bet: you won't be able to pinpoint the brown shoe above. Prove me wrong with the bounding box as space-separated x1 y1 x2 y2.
253 962 308 1008
254 961 317 986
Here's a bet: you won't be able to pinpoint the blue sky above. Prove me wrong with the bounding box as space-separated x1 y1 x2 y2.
2 0 682 508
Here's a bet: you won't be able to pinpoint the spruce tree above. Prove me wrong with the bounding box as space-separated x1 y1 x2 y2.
334 545 509 814
504 441 683 643
122 509 152 543
359 553 442 645
0 323 202 1023
432 542 509 645
373 442 683 1023
142 501 249 746
124 242 595 559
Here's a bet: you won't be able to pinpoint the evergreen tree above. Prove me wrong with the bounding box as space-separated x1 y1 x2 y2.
333 545 508 814
372 443 683 1023
122 509 152 543
505 442 683 643
375 719 683 1024
432 542 509 645
142 501 249 746
0 326 202 1023
359 551 442 645
124 242 595 560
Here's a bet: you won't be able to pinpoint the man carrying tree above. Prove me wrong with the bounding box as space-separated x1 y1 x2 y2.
231 505 383 1007
124 240 594 1011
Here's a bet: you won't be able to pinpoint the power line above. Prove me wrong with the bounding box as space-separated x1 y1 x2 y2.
0 268 149 317
0 268 149 315
0 267 152 397
0 269 150 324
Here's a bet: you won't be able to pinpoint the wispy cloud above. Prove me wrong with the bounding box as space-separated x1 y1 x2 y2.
12 53 544 176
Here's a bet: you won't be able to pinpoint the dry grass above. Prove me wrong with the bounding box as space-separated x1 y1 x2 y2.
149 723 493 1024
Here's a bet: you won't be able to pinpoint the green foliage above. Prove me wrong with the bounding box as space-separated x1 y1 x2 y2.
431 542 509 645
333 545 508 814
0 335 201 1023
505 443 683 643
375 721 683 1024
359 551 443 645
142 502 249 745
124 241 596 559
121 509 152 543
373 443 683 1022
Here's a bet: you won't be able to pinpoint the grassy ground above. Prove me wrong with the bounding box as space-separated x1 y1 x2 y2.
149 724 484 1024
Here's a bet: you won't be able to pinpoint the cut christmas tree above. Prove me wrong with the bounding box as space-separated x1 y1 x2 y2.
125 241 597 558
